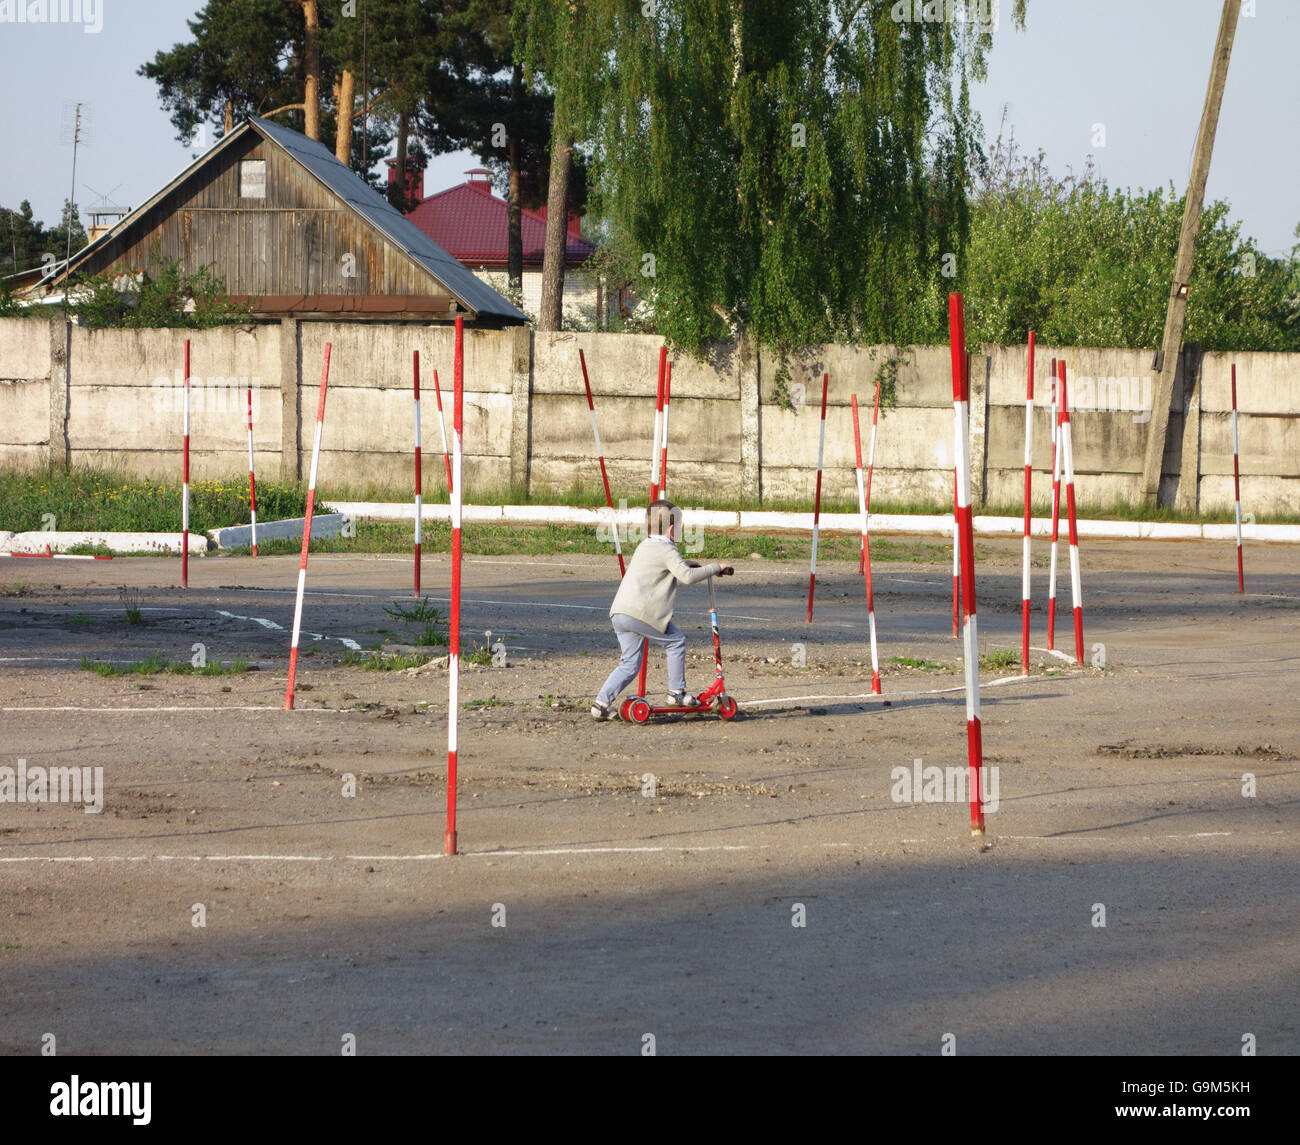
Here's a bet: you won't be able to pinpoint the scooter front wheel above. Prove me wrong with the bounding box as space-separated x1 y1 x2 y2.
627 698 652 724
716 694 738 720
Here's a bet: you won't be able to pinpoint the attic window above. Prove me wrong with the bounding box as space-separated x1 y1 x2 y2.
240 160 266 199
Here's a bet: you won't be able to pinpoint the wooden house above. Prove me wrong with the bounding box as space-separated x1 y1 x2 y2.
11 117 525 325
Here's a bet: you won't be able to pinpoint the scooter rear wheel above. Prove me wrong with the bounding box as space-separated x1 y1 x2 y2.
716 694 738 720
627 698 652 724
619 698 634 722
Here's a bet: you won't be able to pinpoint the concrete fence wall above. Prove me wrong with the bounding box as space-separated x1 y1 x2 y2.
1 317 1295 514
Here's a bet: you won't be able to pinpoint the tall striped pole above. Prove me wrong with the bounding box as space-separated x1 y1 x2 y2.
246 380 259 557
579 348 626 576
650 346 667 500
659 360 673 497
413 350 423 597
1021 331 1036 675
181 340 191 588
284 342 332 711
1058 359 1084 665
1231 364 1244 593
806 372 829 623
852 393 882 693
948 293 984 836
1047 357 1062 650
445 317 464 856
432 369 453 494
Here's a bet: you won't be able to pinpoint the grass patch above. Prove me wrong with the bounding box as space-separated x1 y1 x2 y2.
119 586 145 625
0 464 311 533
78 654 249 677
340 649 437 672
979 649 1020 671
888 656 949 672
464 697 507 708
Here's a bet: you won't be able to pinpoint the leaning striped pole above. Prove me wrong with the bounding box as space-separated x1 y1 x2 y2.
659 360 673 497
445 317 464 857
948 293 984 836
181 339 191 589
806 372 829 623
432 369 453 494
1058 359 1084 665
1020 331 1036 675
579 348 625 576
1047 358 1062 650
246 380 259 557
413 350 423 597
649 346 667 499
1231 364 1244 593
852 394 882 693
284 342 332 711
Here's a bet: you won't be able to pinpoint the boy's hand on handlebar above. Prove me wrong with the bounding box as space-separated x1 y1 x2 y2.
717 564 734 575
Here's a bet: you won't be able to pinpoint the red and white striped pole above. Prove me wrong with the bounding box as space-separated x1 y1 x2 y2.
579 348 626 577
650 346 667 500
246 380 259 557
1231 363 1244 593
852 392 882 693
181 339 191 589
1021 331 1035 675
432 369 453 494
413 350 423 597
949 293 984 836
806 372 829 623
1058 359 1084 665
1047 357 1061 650
659 360 673 497
446 317 464 856
284 342 332 711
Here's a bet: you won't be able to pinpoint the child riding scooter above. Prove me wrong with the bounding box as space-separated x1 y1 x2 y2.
591 499 735 721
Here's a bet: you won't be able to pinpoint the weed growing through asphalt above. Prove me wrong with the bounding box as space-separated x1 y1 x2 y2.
382 597 447 646
119 587 145 626
979 649 1020 671
889 656 948 672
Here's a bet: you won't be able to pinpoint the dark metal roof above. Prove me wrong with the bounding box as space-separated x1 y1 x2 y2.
249 117 525 324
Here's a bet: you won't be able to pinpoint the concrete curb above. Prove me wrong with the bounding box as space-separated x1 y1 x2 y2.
208 513 348 550
0 530 208 556
328 501 1300 544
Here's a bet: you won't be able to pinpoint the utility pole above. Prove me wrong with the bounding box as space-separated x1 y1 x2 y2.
1140 0 1239 505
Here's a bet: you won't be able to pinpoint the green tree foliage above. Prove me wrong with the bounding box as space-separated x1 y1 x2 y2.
515 0 1024 355
962 133 1300 352
139 0 304 145
69 256 252 329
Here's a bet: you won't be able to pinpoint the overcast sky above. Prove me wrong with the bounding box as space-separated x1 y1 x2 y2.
0 1 1295 257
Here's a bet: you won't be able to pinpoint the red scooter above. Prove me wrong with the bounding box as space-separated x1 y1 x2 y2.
620 568 738 723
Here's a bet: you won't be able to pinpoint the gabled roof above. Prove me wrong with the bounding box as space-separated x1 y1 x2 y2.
10 117 525 325
407 177 595 268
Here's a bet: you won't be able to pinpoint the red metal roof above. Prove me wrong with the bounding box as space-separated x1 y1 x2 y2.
406 175 595 269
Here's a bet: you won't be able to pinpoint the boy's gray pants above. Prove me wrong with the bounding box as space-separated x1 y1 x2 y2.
596 614 686 705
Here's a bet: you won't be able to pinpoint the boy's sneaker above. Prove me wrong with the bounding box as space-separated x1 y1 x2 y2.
590 700 618 721
668 690 701 709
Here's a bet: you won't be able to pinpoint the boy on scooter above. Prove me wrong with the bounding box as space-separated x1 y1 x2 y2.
591 499 733 720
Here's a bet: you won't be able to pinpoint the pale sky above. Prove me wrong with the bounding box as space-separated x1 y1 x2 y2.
0 0 1295 257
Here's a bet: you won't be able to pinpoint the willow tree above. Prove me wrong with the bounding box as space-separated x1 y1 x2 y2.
517 0 1023 352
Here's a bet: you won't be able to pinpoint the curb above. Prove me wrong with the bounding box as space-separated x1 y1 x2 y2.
328 501 1300 544
208 513 349 550
0 530 208 556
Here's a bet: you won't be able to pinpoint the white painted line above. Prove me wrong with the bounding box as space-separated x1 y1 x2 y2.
0 706 356 713
216 608 362 650
740 672 1048 707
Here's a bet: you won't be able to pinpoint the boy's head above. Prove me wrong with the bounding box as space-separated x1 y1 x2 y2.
647 499 682 539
